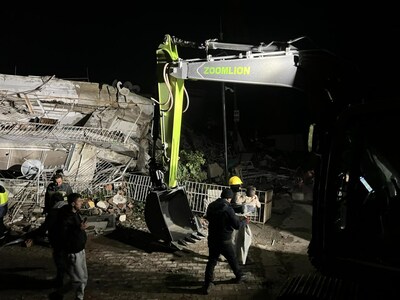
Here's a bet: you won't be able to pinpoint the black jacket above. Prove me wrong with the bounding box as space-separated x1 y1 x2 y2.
46 201 68 250
57 205 87 254
205 198 245 243
25 200 67 249
44 182 73 214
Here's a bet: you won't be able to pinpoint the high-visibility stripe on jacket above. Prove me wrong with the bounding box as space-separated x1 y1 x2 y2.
0 189 8 206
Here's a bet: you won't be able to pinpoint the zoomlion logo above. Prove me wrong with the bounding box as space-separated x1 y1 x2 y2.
203 66 250 75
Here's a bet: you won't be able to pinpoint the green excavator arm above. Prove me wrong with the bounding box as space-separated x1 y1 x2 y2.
154 34 185 188
145 35 200 249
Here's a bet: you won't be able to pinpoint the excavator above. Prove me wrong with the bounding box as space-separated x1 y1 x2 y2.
144 34 400 298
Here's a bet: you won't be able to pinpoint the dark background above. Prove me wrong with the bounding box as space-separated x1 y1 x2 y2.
2 5 397 94
1 5 398 145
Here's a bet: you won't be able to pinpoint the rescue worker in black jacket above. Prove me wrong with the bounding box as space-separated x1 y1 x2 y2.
44 173 73 215
202 188 249 295
24 192 68 287
49 192 88 300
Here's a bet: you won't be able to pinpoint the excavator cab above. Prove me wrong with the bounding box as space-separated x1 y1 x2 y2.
308 101 400 284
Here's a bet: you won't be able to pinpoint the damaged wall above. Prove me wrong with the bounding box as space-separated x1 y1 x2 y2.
66 144 97 188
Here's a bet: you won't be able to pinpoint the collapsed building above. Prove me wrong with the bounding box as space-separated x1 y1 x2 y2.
0 73 155 228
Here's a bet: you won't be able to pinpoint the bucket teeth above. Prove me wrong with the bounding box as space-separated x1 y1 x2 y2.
184 236 197 243
191 233 202 240
196 231 206 238
178 239 188 246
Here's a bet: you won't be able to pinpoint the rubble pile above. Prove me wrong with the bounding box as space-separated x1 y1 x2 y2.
80 193 149 233
6 192 148 239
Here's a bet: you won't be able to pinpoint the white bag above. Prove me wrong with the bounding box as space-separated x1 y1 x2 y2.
235 224 252 265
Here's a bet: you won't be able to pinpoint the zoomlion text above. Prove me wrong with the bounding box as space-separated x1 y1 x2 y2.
203 66 250 75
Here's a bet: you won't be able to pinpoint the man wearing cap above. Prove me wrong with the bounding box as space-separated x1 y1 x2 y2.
202 187 249 295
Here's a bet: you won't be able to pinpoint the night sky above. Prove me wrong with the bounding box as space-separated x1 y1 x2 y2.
1 9 223 94
2 6 397 94
1 5 398 140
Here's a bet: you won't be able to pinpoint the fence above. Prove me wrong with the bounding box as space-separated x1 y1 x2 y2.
182 180 273 224
5 174 273 224
83 174 273 224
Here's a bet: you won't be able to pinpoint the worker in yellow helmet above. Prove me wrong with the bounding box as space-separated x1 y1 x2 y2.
228 176 245 214
228 176 252 266
228 175 243 186
0 183 9 239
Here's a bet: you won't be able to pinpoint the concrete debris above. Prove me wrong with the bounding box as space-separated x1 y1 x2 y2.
207 162 224 179
96 201 109 210
112 194 127 205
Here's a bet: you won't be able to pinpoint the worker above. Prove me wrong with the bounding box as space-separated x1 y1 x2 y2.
228 175 245 213
0 183 9 239
202 188 249 295
44 172 73 215
24 192 68 287
49 192 89 300
228 176 253 265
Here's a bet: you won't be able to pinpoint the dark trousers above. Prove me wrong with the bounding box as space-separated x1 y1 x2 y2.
0 216 6 236
53 249 66 288
204 239 243 285
0 204 8 236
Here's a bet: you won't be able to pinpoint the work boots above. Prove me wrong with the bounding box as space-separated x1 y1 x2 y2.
235 273 249 283
202 282 215 295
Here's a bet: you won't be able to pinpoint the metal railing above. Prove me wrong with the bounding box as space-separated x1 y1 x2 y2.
0 122 138 152
183 180 273 223
5 174 273 224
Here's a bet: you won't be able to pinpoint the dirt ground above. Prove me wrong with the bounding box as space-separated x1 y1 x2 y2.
248 185 316 298
0 185 316 300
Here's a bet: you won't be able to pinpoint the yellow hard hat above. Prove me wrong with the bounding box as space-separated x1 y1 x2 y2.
229 176 243 185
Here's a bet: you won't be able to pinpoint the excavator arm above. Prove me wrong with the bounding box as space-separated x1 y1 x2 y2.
145 34 352 252
145 35 336 247
152 36 185 189
153 35 320 188
145 34 339 249
168 39 300 88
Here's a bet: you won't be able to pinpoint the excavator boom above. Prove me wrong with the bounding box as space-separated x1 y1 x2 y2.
144 34 336 249
146 34 297 249
168 49 299 88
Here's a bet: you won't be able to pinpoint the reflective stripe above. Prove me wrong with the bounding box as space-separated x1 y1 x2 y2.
0 191 8 206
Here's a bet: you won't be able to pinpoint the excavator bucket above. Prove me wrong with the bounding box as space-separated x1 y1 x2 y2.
144 186 200 247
